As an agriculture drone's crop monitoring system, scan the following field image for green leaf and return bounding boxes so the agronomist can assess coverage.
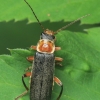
[0,0,100,23]
[55,28,100,100]
[0,0,100,100]
[0,49,33,100]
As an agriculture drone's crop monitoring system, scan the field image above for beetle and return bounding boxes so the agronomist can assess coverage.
[15,0,90,100]
[15,29,63,100]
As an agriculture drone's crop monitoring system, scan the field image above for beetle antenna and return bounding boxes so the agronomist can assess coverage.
[24,0,45,30]
[54,14,90,34]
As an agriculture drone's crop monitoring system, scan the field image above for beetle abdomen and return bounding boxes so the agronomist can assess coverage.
[30,52,55,100]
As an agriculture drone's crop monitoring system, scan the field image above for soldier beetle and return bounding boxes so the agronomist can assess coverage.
[15,0,89,100]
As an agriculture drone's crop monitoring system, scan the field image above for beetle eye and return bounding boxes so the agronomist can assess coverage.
[52,35,55,39]
[40,33,43,39]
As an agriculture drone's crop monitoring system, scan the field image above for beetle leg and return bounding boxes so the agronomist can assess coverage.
[55,57,63,62]
[15,72,31,100]
[25,66,32,71]
[27,56,34,62]
[55,62,62,66]
[55,47,61,51]
[30,45,37,50]
[55,57,63,66]
[54,76,63,100]
[31,46,61,51]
